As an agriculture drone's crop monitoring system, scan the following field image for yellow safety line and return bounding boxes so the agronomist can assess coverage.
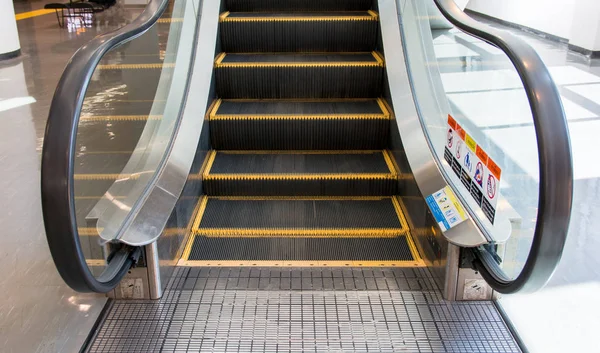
[214,52,384,68]
[211,113,388,121]
[219,11,230,21]
[180,196,209,262]
[207,99,222,120]
[382,150,398,176]
[205,174,397,181]
[188,149,216,180]
[96,63,174,70]
[79,115,162,122]
[194,228,410,238]
[202,150,218,178]
[219,12,378,22]
[220,98,380,103]
[179,260,425,267]
[207,196,390,201]
[78,227,101,236]
[367,10,379,20]
[386,151,405,176]
[393,196,423,264]
[175,198,206,260]
[216,61,381,68]
[215,150,385,155]
[86,259,107,267]
[15,9,54,20]
[157,17,184,23]
[214,52,227,65]
[376,98,391,118]
[372,51,385,66]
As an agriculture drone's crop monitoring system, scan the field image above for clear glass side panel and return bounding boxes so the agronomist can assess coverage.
[399,0,540,280]
[72,0,198,274]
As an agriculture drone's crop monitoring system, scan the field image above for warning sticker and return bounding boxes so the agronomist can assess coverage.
[443,115,502,224]
[425,186,469,231]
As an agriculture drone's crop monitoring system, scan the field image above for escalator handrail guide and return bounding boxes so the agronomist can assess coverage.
[433,0,573,293]
[41,0,170,293]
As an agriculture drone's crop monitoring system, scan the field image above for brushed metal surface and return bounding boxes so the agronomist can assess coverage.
[379,0,488,247]
[95,0,201,246]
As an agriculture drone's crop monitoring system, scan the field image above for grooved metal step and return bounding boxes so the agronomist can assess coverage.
[215,52,384,99]
[220,11,378,52]
[209,98,390,150]
[225,0,374,12]
[203,150,398,196]
[190,196,410,237]
[185,237,418,264]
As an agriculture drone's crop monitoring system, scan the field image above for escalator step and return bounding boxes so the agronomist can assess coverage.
[226,0,373,12]
[220,11,378,52]
[203,150,398,196]
[215,52,384,99]
[192,196,408,237]
[186,237,417,262]
[209,98,390,150]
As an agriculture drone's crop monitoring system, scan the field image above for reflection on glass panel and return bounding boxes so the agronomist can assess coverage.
[399,0,539,280]
[72,0,197,273]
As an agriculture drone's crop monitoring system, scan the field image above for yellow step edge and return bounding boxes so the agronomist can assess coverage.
[214,150,386,155]
[210,97,390,120]
[96,63,174,70]
[204,149,398,178]
[204,174,397,181]
[220,98,381,102]
[193,228,409,238]
[214,51,384,68]
[219,11,378,22]
[157,17,184,23]
[206,196,391,201]
[393,196,423,263]
[178,260,426,267]
[180,196,209,262]
[211,114,389,121]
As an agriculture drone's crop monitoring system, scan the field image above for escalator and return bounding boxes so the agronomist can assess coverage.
[41,0,572,346]
[180,3,422,267]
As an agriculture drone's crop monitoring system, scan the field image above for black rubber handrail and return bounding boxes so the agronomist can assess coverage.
[433,0,573,293]
[41,0,170,293]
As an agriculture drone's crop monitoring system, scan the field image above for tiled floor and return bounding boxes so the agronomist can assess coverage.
[0,3,144,353]
[89,268,520,353]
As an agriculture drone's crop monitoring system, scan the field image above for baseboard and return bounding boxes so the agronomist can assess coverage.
[464,9,569,44]
[568,44,600,59]
[0,49,21,61]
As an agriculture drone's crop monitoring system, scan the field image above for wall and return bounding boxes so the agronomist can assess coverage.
[465,0,574,41]
[0,0,20,57]
[568,0,600,51]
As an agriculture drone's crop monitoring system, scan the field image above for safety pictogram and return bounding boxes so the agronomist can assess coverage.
[487,174,497,199]
[443,114,502,225]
